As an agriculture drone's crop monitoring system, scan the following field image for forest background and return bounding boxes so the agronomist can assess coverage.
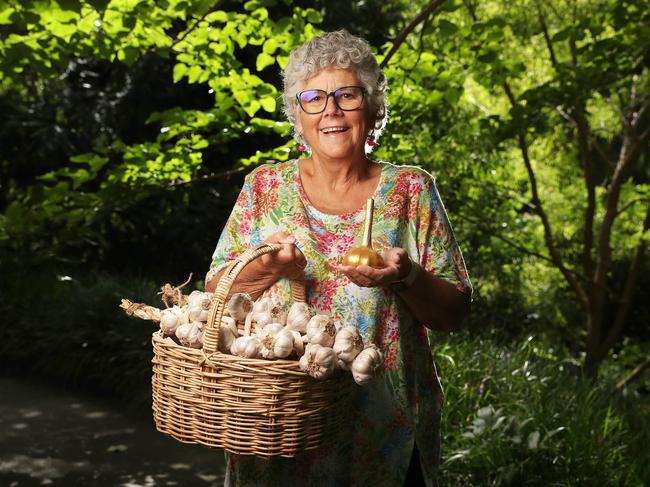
[0,0,648,484]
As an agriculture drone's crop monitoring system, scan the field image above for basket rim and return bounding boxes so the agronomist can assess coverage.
[152,330,313,376]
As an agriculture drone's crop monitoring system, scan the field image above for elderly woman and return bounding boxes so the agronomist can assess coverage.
[206,30,472,487]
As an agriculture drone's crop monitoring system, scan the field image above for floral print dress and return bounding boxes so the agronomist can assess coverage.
[207,159,472,487]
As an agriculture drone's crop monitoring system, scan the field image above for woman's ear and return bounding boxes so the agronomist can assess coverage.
[294,107,303,134]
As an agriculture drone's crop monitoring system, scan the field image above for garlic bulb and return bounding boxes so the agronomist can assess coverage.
[299,343,337,380]
[188,303,209,323]
[226,293,253,321]
[267,300,288,325]
[159,305,184,336]
[290,330,304,358]
[175,322,203,348]
[260,322,285,335]
[244,298,285,333]
[218,316,238,353]
[333,326,364,369]
[188,290,211,310]
[230,335,261,358]
[306,315,337,347]
[258,326,294,359]
[286,302,312,333]
[350,344,384,385]
[251,297,271,314]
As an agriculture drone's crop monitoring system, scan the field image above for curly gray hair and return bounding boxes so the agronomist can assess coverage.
[282,30,388,148]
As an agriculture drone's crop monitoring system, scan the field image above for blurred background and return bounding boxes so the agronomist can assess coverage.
[0,0,648,485]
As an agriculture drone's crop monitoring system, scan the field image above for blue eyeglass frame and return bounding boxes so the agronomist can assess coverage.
[295,85,367,114]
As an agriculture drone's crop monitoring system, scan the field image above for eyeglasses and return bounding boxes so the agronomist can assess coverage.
[296,86,367,114]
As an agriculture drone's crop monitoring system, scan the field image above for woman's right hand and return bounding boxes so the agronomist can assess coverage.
[259,232,307,280]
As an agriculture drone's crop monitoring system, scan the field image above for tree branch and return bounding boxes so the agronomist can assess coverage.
[380,0,447,68]
[537,5,558,68]
[615,356,650,391]
[458,212,557,265]
[594,120,650,292]
[168,165,247,187]
[539,7,597,283]
[171,2,220,49]
[503,83,589,310]
[616,197,650,218]
[601,203,650,356]
[574,107,597,283]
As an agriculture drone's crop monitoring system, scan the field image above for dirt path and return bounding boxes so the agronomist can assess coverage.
[0,376,225,486]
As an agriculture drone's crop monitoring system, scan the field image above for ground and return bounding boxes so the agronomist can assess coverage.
[0,376,226,486]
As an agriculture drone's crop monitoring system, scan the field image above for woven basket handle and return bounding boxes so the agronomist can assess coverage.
[202,242,306,355]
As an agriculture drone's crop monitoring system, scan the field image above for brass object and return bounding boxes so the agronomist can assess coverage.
[341,198,384,268]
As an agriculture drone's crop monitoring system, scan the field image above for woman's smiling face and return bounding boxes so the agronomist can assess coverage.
[295,68,373,162]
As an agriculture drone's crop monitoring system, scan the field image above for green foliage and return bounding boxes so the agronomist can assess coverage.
[435,332,650,485]
[0,0,319,260]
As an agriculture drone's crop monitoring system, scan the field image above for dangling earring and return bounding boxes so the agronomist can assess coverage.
[297,132,307,152]
[367,130,378,147]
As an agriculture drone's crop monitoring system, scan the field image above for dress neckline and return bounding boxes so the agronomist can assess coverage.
[294,159,386,222]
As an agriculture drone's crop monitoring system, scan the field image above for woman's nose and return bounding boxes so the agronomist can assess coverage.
[323,94,343,115]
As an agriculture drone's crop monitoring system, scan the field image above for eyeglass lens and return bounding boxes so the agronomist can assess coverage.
[298,86,364,113]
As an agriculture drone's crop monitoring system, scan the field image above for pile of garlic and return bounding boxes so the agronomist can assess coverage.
[121,290,383,386]
[225,293,384,386]
[157,289,215,349]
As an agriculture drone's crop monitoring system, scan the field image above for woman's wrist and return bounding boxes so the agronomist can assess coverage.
[390,258,421,293]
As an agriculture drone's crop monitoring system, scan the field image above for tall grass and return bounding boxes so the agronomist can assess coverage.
[0,269,162,412]
[434,333,649,486]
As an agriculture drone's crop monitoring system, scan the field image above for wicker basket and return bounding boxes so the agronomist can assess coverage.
[151,242,354,458]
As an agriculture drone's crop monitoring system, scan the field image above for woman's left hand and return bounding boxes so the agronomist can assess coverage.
[332,247,412,288]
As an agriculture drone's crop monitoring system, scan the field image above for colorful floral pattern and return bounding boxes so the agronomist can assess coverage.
[208,159,472,486]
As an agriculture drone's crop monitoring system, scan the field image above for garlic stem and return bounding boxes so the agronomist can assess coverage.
[361,198,374,247]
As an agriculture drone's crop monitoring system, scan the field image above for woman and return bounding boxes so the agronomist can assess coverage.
[206,30,472,487]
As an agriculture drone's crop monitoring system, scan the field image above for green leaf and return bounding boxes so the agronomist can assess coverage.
[259,95,276,113]
[0,6,15,24]
[244,0,263,11]
[117,46,140,65]
[173,63,188,83]
[187,65,202,83]
[303,8,322,24]
[437,19,458,36]
[243,100,261,117]
[256,52,275,71]
[263,38,278,55]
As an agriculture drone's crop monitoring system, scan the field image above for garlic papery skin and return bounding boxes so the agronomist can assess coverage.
[333,326,364,369]
[226,293,253,321]
[306,315,337,347]
[290,330,304,358]
[251,297,271,315]
[286,302,312,333]
[298,344,337,380]
[260,323,285,335]
[188,290,211,310]
[160,307,182,336]
[218,316,238,353]
[230,336,261,358]
[172,305,190,326]
[251,311,274,329]
[350,344,384,386]
[188,303,209,323]
[267,300,287,325]
[175,322,203,348]
[258,327,294,359]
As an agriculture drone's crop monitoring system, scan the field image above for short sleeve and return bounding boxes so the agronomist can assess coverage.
[205,173,255,284]
[417,175,473,296]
